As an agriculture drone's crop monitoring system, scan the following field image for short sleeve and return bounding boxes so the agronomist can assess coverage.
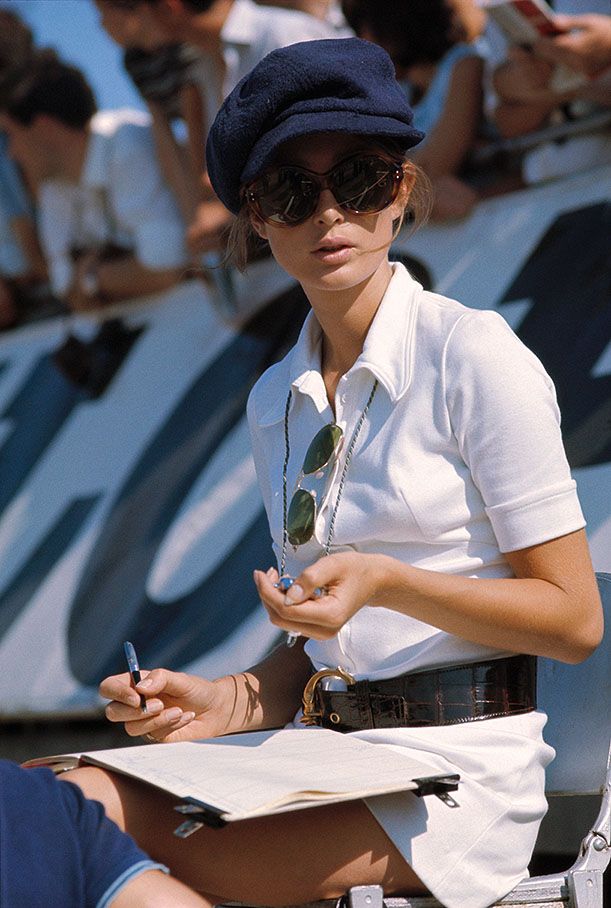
[107,123,188,270]
[413,43,482,138]
[0,760,167,908]
[444,309,585,552]
[59,778,169,908]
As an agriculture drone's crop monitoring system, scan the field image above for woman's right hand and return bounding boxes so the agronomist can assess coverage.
[99,669,228,743]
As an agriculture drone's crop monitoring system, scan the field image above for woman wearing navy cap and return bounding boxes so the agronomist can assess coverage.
[67,38,602,908]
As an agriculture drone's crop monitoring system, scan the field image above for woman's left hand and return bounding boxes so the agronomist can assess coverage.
[254,553,379,640]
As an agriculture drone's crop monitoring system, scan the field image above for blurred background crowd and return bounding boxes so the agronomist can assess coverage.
[0,0,609,333]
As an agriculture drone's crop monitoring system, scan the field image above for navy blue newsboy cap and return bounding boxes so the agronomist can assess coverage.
[206,37,425,215]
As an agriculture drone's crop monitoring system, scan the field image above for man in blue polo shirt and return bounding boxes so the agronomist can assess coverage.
[1,760,206,907]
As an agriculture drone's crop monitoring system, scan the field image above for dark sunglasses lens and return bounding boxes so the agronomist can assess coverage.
[287,488,316,546]
[302,424,342,475]
[333,156,401,213]
[251,168,318,225]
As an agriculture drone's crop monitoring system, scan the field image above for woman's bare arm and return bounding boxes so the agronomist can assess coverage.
[256,529,603,665]
[100,625,312,743]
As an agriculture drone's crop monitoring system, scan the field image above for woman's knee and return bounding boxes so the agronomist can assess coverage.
[59,766,127,829]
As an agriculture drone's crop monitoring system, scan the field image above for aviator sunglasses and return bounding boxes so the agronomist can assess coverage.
[287,422,344,546]
[245,152,404,226]
[277,381,378,644]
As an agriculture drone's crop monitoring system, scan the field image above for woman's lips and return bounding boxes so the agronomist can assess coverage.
[311,240,355,263]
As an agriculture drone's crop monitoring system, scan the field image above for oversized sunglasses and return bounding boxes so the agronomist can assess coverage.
[245,153,404,227]
[287,422,343,546]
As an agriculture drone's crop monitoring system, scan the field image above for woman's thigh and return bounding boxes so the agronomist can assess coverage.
[64,767,427,905]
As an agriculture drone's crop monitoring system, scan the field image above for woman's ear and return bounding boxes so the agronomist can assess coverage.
[250,211,268,241]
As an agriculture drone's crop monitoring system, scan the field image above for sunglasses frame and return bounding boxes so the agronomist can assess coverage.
[244,152,406,227]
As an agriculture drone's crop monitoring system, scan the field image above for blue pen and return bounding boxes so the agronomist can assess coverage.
[123,640,147,712]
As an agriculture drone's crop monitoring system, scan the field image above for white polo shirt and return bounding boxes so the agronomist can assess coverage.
[247,263,585,678]
[38,110,189,297]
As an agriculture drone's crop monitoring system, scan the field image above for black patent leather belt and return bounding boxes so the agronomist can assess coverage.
[301,654,537,731]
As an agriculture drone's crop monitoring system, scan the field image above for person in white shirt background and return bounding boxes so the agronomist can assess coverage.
[0,52,189,312]
[125,0,343,257]
[58,38,602,908]
[94,0,214,264]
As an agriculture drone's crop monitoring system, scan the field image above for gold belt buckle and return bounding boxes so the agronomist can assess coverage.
[301,666,356,726]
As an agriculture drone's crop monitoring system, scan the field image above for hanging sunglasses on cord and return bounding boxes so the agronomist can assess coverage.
[287,422,344,546]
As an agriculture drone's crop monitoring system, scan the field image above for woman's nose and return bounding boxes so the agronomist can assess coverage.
[314,188,344,224]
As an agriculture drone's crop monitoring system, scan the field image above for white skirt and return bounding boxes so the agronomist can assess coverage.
[292,710,554,908]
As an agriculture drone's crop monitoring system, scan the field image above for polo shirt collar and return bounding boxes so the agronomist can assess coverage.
[357,261,419,401]
[258,262,420,425]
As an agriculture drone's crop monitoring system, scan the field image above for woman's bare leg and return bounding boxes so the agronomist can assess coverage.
[64,767,427,905]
